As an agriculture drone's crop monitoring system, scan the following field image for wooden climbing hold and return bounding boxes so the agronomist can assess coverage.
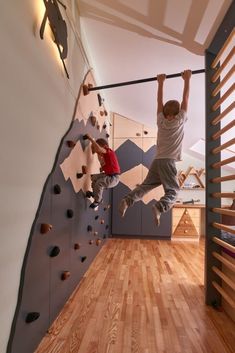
[40,223,52,234]
[96,239,101,246]
[50,246,60,257]
[83,83,93,96]
[67,209,74,218]
[25,312,40,323]
[53,184,61,194]
[100,219,105,224]
[90,114,96,126]
[61,271,71,281]
[67,140,76,148]
[74,243,80,250]
[136,133,141,137]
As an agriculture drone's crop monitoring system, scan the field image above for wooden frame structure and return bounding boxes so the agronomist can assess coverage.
[205,1,235,319]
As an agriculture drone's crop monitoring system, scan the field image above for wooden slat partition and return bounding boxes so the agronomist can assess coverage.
[211,119,235,140]
[211,28,235,69]
[212,192,235,198]
[212,156,235,168]
[212,222,235,235]
[212,83,235,111]
[212,266,235,291]
[212,65,235,97]
[211,102,235,125]
[211,46,235,83]
[212,208,235,217]
[213,251,235,272]
[212,281,235,308]
[211,174,235,183]
[211,138,235,154]
[213,236,235,253]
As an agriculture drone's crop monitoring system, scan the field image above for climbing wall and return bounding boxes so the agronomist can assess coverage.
[7,71,112,353]
[112,113,172,237]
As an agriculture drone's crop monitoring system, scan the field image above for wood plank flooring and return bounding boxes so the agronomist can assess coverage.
[35,239,235,353]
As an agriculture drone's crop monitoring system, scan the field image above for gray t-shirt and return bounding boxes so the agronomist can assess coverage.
[156,110,187,161]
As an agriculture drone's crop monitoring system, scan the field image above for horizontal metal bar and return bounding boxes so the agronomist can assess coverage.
[88,69,205,92]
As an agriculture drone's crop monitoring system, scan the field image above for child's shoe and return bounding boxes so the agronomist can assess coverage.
[152,204,161,226]
[119,199,128,217]
[86,191,94,198]
[89,201,99,210]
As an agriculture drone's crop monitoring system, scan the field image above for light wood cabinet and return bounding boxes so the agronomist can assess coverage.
[172,205,204,239]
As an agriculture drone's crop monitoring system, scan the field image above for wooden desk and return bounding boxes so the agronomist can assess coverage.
[172,204,205,239]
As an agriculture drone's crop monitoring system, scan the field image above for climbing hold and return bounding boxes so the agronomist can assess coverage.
[95,215,99,220]
[86,191,94,198]
[104,110,108,116]
[50,246,60,257]
[97,93,102,106]
[96,124,100,130]
[83,83,93,96]
[103,124,107,129]
[67,140,76,148]
[100,219,105,224]
[100,111,104,116]
[83,134,89,140]
[67,209,74,218]
[40,223,52,234]
[90,114,96,126]
[81,256,87,263]
[89,240,94,245]
[94,231,98,236]
[25,312,40,323]
[96,239,101,246]
[61,271,71,281]
[53,184,61,194]
[106,133,110,138]
[76,173,83,179]
[87,225,92,232]
[136,133,141,137]
[82,165,87,174]
[144,130,148,135]
[74,243,80,250]
[105,225,109,230]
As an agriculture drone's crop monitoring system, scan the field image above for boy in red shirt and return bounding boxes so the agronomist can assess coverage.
[84,134,120,209]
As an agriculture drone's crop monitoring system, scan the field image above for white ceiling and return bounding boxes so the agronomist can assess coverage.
[78,0,233,162]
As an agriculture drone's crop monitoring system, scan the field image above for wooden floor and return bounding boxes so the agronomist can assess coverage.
[35,239,235,353]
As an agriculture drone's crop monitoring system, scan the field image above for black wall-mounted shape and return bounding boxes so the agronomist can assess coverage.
[40,0,69,79]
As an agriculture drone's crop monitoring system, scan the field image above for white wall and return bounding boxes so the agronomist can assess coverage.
[0,1,88,352]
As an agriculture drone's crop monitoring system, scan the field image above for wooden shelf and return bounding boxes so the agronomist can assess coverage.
[178,166,205,189]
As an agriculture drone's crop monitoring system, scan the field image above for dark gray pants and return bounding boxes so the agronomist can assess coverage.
[124,158,179,212]
[91,173,120,203]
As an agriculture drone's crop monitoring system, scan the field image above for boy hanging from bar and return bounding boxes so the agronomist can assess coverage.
[119,70,192,226]
[84,134,121,210]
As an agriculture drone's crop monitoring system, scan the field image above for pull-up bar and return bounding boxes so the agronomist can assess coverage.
[83,68,205,95]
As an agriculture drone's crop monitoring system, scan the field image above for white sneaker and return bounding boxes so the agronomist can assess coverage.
[119,199,128,217]
[152,204,161,226]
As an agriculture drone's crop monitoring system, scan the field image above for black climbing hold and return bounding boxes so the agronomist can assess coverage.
[97,93,102,106]
[53,184,61,194]
[67,140,76,148]
[25,312,40,323]
[87,225,92,232]
[103,124,107,129]
[81,256,87,263]
[50,246,60,257]
[67,209,74,218]
[105,225,109,230]
[106,133,110,138]
[95,215,99,220]
[86,191,94,198]
[76,173,83,179]
[74,243,80,250]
